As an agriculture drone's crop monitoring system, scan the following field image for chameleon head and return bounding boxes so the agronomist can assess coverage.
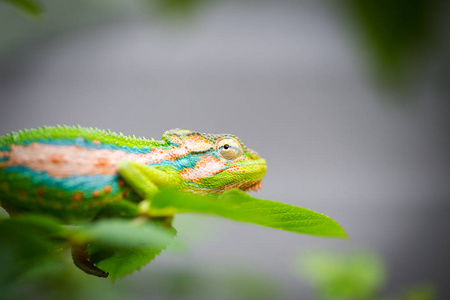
[162,129,267,193]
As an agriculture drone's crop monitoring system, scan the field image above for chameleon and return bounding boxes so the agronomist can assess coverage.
[0,126,266,277]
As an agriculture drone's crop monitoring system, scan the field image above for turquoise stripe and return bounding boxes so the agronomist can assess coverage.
[148,155,199,170]
[21,138,161,154]
[148,151,221,170]
[3,166,119,194]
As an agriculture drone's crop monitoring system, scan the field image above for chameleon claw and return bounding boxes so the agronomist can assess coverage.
[71,243,109,278]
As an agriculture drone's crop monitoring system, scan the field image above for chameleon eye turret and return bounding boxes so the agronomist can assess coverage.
[215,137,243,160]
[156,129,266,193]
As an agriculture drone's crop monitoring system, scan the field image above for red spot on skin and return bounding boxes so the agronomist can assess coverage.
[89,203,96,209]
[73,192,84,202]
[103,185,112,194]
[37,188,45,196]
[19,191,26,197]
[118,180,125,187]
[121,192,127,198]
[95,158,109,166]
[92,190,100,198]
[92,140,101,145]
[50,154,64,163]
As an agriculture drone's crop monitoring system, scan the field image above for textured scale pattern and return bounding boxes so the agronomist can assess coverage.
[0,126,266,220]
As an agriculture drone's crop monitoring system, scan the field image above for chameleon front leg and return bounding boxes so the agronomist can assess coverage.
[117,160,182,215]
[117,161,159,201]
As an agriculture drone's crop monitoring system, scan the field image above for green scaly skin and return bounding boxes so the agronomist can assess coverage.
[0,126,266,277]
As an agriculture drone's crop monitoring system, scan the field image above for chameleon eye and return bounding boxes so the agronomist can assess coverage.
[215,137,243,160]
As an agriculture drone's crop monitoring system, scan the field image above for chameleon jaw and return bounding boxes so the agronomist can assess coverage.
[242,180,263,192]
[220,179,263,193]
[187,179,263,194]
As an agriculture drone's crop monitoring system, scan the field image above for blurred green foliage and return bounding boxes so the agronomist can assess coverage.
[2,258,286,300]
[0,212,283,300]
[343,0,442,85]
[0,215,68,287]
[0,188,345,281]
[155,0,204,16]
[1,0,202,16]
[298,251,386,300]
[1,0,447,87]
[0,214,177,284]
[0,0,126,57]
[297,251,436,300]
[0,201,434,299]
[403,285,437,300]
[1,0,41,16]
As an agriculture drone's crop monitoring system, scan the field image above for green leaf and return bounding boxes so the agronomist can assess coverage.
[2,0,42,16]
[344,0,436,85]
[75,218,176,248]
[75,219,177,279]
[0,215,69,259]
[150,189,347,238]
[89,244,165,280]
[0,215,69,285]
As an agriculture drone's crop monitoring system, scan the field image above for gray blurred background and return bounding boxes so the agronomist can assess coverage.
[1,0,449,299]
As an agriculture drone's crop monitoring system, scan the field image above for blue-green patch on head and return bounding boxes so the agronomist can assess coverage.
[162,129,266,193]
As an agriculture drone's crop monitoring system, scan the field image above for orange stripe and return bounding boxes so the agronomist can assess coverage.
[4,143,191,177]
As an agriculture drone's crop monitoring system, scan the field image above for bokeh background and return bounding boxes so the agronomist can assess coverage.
[1,0,449,299]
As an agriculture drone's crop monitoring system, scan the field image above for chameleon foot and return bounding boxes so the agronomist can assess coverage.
[71,243,108,278]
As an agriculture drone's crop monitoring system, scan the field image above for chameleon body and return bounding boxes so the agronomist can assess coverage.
[0,126,266,277]
[0,126,266,220]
